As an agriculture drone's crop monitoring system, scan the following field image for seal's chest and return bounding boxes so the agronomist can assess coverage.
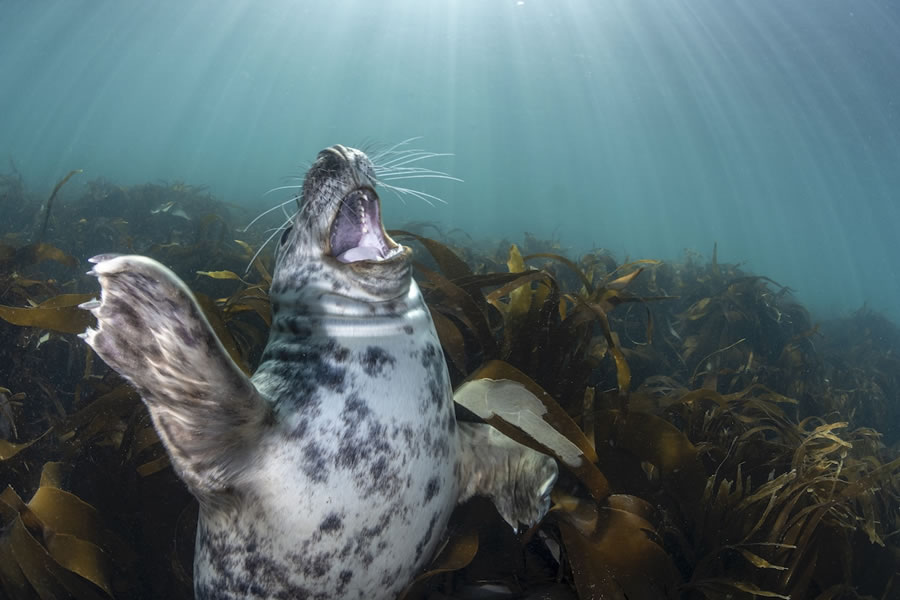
[249,296,459,495]
[201,322,461,599]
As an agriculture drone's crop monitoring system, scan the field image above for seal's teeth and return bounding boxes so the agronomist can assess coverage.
[78,299,101,311]
[88,253,121,264]
[78,328,96,343]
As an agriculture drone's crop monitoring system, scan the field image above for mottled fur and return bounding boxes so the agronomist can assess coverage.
[82,146,556,600]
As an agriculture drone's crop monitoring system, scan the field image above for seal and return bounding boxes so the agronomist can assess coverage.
[80,145,557,600]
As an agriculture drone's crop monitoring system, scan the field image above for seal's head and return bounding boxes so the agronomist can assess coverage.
[274,145,412,301]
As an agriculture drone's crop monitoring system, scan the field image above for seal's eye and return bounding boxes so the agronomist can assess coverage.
[280,226,293,246]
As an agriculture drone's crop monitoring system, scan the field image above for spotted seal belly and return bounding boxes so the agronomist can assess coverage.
[80,145,557,600]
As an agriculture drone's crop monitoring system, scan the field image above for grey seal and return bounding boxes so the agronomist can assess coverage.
[80,145,557,599]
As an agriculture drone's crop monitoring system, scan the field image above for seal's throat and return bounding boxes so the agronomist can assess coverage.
[270,280,432,340]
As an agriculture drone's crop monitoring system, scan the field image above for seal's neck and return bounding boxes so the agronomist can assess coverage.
[270,279,430,341]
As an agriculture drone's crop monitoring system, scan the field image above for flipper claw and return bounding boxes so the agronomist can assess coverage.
[78,298,101,310]
[88,253,122,264]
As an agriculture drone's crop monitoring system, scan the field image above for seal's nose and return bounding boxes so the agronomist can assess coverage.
[319,145,351,166]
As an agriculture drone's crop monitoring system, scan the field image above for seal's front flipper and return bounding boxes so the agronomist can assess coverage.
[80,255,271,499]
[456,422,557,529]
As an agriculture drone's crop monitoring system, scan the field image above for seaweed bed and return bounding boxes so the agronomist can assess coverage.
[0,168,898,600]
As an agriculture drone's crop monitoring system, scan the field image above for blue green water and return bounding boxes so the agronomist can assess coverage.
[1,0,899,319]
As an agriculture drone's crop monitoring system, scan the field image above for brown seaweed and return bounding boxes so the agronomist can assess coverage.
[37,170,82,242]
[0,177,898,599]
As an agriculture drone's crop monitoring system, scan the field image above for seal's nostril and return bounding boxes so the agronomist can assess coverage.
[316,148,345,171]
[319,145,350,165]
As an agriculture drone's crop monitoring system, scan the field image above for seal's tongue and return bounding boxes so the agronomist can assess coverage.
[330,188,391,263]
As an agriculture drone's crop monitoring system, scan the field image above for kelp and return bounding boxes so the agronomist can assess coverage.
[0,242,79,270]
[0,374,194,599]
[817,308,900,443]
[0,294,97,335]
[555,493,681,599]
[0,178,899,599]
[393,233,645,412]
[0,184,268,599]
[37,170,83,241]
[388,228,900,599]
[1,163,44,237]
[398,500,481,599]
[0,462,135,599]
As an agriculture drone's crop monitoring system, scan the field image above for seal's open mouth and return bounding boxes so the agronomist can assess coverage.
[329,188,400,263]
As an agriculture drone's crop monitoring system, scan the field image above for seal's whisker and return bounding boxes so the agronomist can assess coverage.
[367,137,424,163]
[377,165,447,172]
[376,165,458,178]
[374,151,436,167]
[281,198,297,221]
[375,152,454,170]
[374,150,445,166]
[242,198,298,232]
[377,181,447,206]
[244,211,297,274]
[368,144,414,164]
[376,162,461,188]
[379,174,463,183]
[263,185,303,196]
[367,141,459,209]
[378,163,451,171]
[298,199,323,235]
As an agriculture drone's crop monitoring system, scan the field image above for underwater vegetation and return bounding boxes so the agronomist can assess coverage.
[0,172,898,599]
